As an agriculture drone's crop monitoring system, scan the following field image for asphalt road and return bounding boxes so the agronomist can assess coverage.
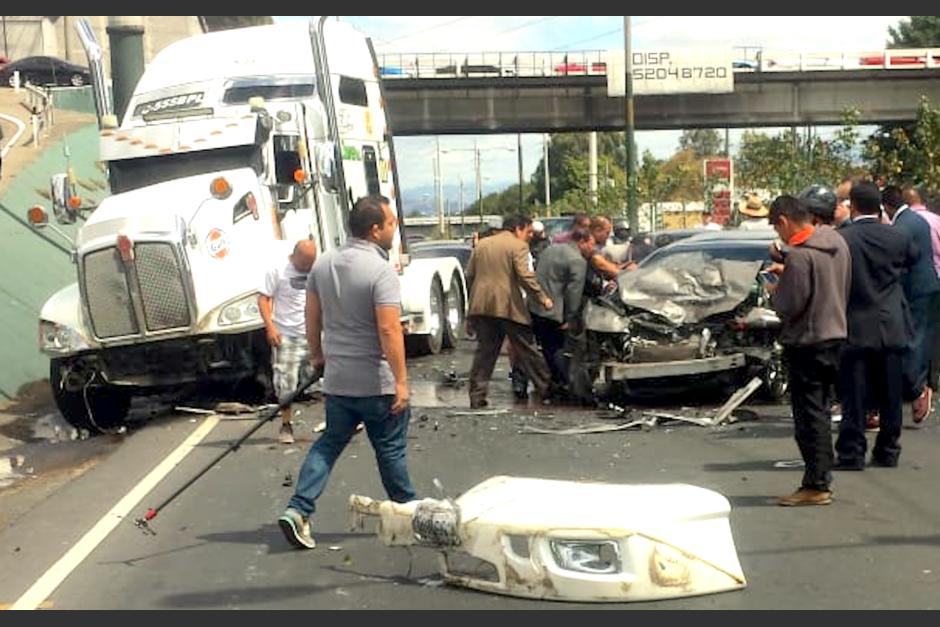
[1,341,939,609]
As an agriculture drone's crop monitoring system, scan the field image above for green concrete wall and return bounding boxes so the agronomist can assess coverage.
[0,123,109,400]
[50,87,99,114]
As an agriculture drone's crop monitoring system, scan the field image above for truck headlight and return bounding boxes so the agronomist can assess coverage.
[549,540,621,574]
[39,320,90,354]
[218,294,261,326]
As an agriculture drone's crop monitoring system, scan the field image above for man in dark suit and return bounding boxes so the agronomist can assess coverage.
[836,182,917,469]
[528,228,596,400]
[466,214,554,409]
[883,185,939,422]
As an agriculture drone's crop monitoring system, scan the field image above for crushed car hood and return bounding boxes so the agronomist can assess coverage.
[616,258,763,326]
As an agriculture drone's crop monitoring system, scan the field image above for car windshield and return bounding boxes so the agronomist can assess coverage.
[108,145,263,194]
[642,244,771,270]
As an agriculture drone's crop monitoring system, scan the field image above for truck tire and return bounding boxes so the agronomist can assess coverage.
[50,359,131,434]
[406,276,444,356]
[442,273,465,349]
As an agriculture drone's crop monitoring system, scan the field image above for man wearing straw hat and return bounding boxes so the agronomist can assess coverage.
[739,194,771,230]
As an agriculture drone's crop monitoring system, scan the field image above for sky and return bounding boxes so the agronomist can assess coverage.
[274,15,907,205]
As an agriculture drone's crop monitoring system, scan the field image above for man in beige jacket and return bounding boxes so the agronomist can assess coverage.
[466,215,554,408]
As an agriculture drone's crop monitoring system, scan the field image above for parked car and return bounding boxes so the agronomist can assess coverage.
[584,230,787,401]
[652,228,700,248]
[0,55,91,88]
[554,61,607,75]
[859,52,940,67]
[408,239,472,272]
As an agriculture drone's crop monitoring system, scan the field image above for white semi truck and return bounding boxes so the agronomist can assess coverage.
[27,18,466,432]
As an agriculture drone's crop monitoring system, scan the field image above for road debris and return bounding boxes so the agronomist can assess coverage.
[521,419,654,435]
[328,545,343,551]
[773,460,805,469]
[449,409,510,417]
[282,473,293,487]
[175,406,216,415]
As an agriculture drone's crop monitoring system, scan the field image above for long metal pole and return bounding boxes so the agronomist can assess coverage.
[589,131,598,207]
[517,133,524,211]
[475,139,483,223]
[624,16,638,230]
[543,133,551,216]
[435,136,444,236]
[459,178,465,234]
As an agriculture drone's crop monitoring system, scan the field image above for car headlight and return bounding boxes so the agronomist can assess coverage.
[39,320,90,354]
[549,540,621,574]
[218,294,261,326]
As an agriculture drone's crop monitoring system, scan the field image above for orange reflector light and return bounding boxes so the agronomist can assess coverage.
[27,206,48,225]
[68,196,82,210]
[210,177,232,199]
[117,234,134,262]
[293,169,306,184]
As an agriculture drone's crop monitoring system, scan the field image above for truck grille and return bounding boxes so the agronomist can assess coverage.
[82,243,191,339]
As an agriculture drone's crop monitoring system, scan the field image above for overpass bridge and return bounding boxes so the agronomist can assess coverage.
[378,48,940,134]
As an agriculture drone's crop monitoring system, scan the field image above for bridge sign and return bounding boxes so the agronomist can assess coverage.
[607,49,734,96]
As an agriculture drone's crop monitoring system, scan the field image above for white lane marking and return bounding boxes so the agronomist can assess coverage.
[0,112,27,158]
[11,415,221,610]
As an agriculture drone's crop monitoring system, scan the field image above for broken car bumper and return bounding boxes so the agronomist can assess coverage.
[603,353,747,381]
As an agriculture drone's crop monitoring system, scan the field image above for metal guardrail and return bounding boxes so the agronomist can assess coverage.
[378,47,940,79]
[22,83,54,149]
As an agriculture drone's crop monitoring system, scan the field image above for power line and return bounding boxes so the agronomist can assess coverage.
[382,16,477,45]
[552,16,669,51]
[495,16,560,36]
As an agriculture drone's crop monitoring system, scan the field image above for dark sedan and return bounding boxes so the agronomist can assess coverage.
[408,239,472,272]
[0,56,91,88]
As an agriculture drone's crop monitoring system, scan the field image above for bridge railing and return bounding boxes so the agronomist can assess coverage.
[379,47,940,79]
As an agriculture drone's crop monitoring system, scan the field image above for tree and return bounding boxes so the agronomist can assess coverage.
[678,129,723,158]
[659,149,704,202]
[864,96,940,192]
[888,16,940,47]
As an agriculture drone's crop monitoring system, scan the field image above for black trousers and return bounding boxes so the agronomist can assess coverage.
[926,292,940,391]
[469,316,551,405]
[837,347,903,465]
[531,314,568,386]
[784,341,843,491]
[903,294,933,401]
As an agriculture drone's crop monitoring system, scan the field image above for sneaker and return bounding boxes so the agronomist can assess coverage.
[829,403,842,423]
[777,488,833,507]
[912,387,932,424]
[865,412,880,432]
[278,422,295,444]
[278,508,316,549]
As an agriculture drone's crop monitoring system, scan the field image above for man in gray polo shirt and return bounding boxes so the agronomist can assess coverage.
[278,195,416,549]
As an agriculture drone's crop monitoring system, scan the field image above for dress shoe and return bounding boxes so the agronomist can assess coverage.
[832,459,865,471]
[912,387,932,424]
[869,456,898,468]
[777,487,833,506]
[469,399,489,409]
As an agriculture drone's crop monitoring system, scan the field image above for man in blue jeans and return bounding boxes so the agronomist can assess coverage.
[279,195,416,549]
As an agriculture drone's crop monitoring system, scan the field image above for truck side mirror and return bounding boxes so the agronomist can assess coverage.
[50,173,79,224]
[316,143,339,193]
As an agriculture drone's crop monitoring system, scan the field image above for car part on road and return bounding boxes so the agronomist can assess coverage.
[133,367,322,534]
[350,476,747,602]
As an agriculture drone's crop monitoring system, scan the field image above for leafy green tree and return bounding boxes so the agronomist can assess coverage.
[678,129,723,158]
[888,16,940,47]
[864,96,940,191]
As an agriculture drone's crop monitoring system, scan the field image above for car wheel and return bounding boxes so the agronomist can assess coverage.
[69,73,86,87]
[760,354,788,401]
[442,273,465,349]
[50,358,131,434]
[406,276,445,356]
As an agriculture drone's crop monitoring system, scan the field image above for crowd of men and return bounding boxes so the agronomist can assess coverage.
[766,180,939,506]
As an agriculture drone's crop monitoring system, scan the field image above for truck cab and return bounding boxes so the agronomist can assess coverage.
[31,19,465,432]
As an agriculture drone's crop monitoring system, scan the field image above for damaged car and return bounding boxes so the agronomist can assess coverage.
[584,231,786,401]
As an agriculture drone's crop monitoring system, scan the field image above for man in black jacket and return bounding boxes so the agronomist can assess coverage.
[768,195,851,506]
[883,185,939,422]
[836,182,917,469]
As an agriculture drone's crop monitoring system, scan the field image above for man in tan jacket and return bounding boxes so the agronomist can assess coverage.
[466,215,554,408]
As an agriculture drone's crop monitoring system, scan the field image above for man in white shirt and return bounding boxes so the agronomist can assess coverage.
[259,239,318,443]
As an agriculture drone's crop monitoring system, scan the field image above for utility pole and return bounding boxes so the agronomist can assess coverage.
[623,16,638,230]
[589,131,598,207]
[517,132,524,211]
[475,138,483,223]
[459,178,465,236]
[543,133,551,216]
[434,136,444,236]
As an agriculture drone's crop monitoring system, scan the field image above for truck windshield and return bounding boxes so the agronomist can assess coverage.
[108,145,263,194]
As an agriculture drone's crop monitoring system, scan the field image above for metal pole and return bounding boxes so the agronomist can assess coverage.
[543,133,551,216]
[459,178,465,234]
[107,16,145,123]
[623,16,638,230]
[435,136,444,236]
[724,127,730,157]
[475,139,483,223]
[2,15,8,58]
[517,133,524,211]
[589,131,598,207]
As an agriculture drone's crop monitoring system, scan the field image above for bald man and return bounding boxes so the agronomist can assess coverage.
[260,239,318,444]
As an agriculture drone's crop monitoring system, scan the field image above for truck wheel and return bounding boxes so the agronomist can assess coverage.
[50,359,131,434]
[406,276,445,356]
[442,273,465,349]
